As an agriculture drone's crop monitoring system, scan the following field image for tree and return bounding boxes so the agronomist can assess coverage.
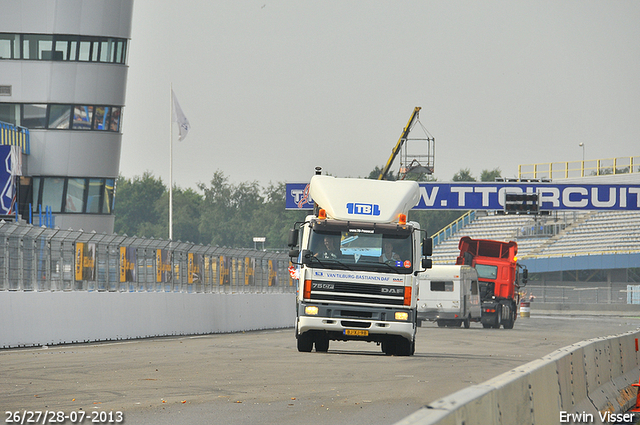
[480,168,502,182]
[453,168,475,182]
[114,172,166,237]
[152,186,204,243]
[367,166,396,181]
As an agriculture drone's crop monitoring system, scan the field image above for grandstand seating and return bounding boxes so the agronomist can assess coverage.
[431,210,640,264]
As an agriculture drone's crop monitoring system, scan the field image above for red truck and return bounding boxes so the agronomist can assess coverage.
[455,236,527,329]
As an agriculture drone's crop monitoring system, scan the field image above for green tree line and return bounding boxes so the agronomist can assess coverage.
[114,167,502,249]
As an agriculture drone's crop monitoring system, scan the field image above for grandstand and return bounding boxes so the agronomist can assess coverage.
[430,159,640,289]
[432,211,640,262]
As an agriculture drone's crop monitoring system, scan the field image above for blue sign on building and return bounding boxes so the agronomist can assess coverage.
[0,145,19,215]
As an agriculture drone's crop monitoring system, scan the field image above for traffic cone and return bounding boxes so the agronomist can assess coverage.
[631,373,640,412]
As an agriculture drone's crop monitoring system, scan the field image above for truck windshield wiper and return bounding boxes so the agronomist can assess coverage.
[377,262,400,273]
[310,256,353,271]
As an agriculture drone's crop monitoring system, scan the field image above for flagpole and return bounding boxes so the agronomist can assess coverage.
[169,83,173,240]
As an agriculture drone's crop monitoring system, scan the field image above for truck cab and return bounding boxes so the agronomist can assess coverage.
[288,175,432,356]
[456,236,522,329]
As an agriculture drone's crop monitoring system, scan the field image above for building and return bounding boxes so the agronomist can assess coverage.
[0,0,134,234]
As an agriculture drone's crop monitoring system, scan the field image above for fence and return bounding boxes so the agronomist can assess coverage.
[0,221,293,294]
[518,155,640,180]
[526,282,629,304]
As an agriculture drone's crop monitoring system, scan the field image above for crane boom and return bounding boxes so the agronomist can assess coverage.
[378,107,421,180]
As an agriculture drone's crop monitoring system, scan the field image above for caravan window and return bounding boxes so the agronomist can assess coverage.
[430,281,454,292]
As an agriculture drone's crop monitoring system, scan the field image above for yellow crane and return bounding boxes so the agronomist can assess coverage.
[378,107,434,180]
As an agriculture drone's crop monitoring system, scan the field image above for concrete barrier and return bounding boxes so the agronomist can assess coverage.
[395,329,640,425]
[0,291,296,348]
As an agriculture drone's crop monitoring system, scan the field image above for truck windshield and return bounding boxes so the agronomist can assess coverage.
[308,221,414,274]
[475,264,498,280]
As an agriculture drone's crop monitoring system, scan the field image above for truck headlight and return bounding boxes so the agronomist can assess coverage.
[395,312,409,321]
[305,306,319,315]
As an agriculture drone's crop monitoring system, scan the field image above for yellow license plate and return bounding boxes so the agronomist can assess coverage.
[344,329,369,337]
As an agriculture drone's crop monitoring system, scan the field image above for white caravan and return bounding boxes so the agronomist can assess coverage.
[417,265,481,328]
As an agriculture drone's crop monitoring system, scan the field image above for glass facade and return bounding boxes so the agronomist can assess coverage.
[0,103,122,132]
[32,177,115,215]
[0,33,127,64]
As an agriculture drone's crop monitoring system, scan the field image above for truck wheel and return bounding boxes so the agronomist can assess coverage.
[463,315,471,329]
[382,339,396,355]
[493,307,502,329]
[315,335,330,352]
[437,320,445,328]
[297,332,313,352]
[503,310,516,329]
[395,336,414,356]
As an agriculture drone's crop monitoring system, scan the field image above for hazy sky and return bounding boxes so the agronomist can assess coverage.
[120,1,639,190]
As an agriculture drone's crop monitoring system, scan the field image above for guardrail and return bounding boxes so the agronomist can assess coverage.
[0,221,293,294]
[396,329,640,425]
[518,156,640,180]
[0,121,30,154]
[431,210,475,246]
[525,283,631,304]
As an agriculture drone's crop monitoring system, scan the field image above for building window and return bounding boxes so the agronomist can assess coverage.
[0,103,122,132]
[22,104,47,128]
[0,103,18,124]
[94,106,110,131]
[73,105,94,130]
[0,34,19,59]
[48,104,72,129]
[41,177,65,213]
[33,177,115,215]
[87,179,103,213]
[65,178,86,213]
[110,107,121,132]
[103,179,115,214]
[0,33,128,64]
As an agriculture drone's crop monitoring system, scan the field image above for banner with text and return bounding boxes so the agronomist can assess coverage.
[286,182,640,211]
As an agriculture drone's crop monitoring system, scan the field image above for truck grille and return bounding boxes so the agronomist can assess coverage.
[309,279,405,306]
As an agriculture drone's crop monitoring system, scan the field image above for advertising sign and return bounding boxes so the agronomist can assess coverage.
[75,242,96,281]
[286,182,640,211]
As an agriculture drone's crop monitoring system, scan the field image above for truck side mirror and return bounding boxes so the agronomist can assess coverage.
[300,249,313,266]
[288,248,300,259]
[288,228,299,248]
[522,269,528,284]
[423,237,433,257]
[421,258,432,269]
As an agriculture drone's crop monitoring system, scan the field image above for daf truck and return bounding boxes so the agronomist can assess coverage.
[288,174,432,356]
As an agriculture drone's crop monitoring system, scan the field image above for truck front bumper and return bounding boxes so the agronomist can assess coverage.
[297,303,415,342]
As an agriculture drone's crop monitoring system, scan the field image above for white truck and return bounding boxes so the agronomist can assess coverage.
[417,265,481,328]
[288,174,432,356]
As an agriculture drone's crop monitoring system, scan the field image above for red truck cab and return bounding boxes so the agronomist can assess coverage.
[455,236,520,329]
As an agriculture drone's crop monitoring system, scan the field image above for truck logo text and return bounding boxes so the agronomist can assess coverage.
[346,203,381,216]
[381,287,403,294]
[312,282,335,290]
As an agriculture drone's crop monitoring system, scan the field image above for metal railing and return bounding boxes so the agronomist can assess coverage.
[0,221,294,293]
[518,156,640,180]
[0,120,30,154]
[432,210,475,246]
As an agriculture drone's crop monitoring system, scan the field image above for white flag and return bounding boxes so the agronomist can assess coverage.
[171,89,191,141]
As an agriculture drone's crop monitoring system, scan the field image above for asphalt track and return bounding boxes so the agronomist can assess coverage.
[2,314,639,425]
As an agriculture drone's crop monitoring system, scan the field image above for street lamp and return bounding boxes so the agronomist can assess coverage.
[578,142,585,162]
